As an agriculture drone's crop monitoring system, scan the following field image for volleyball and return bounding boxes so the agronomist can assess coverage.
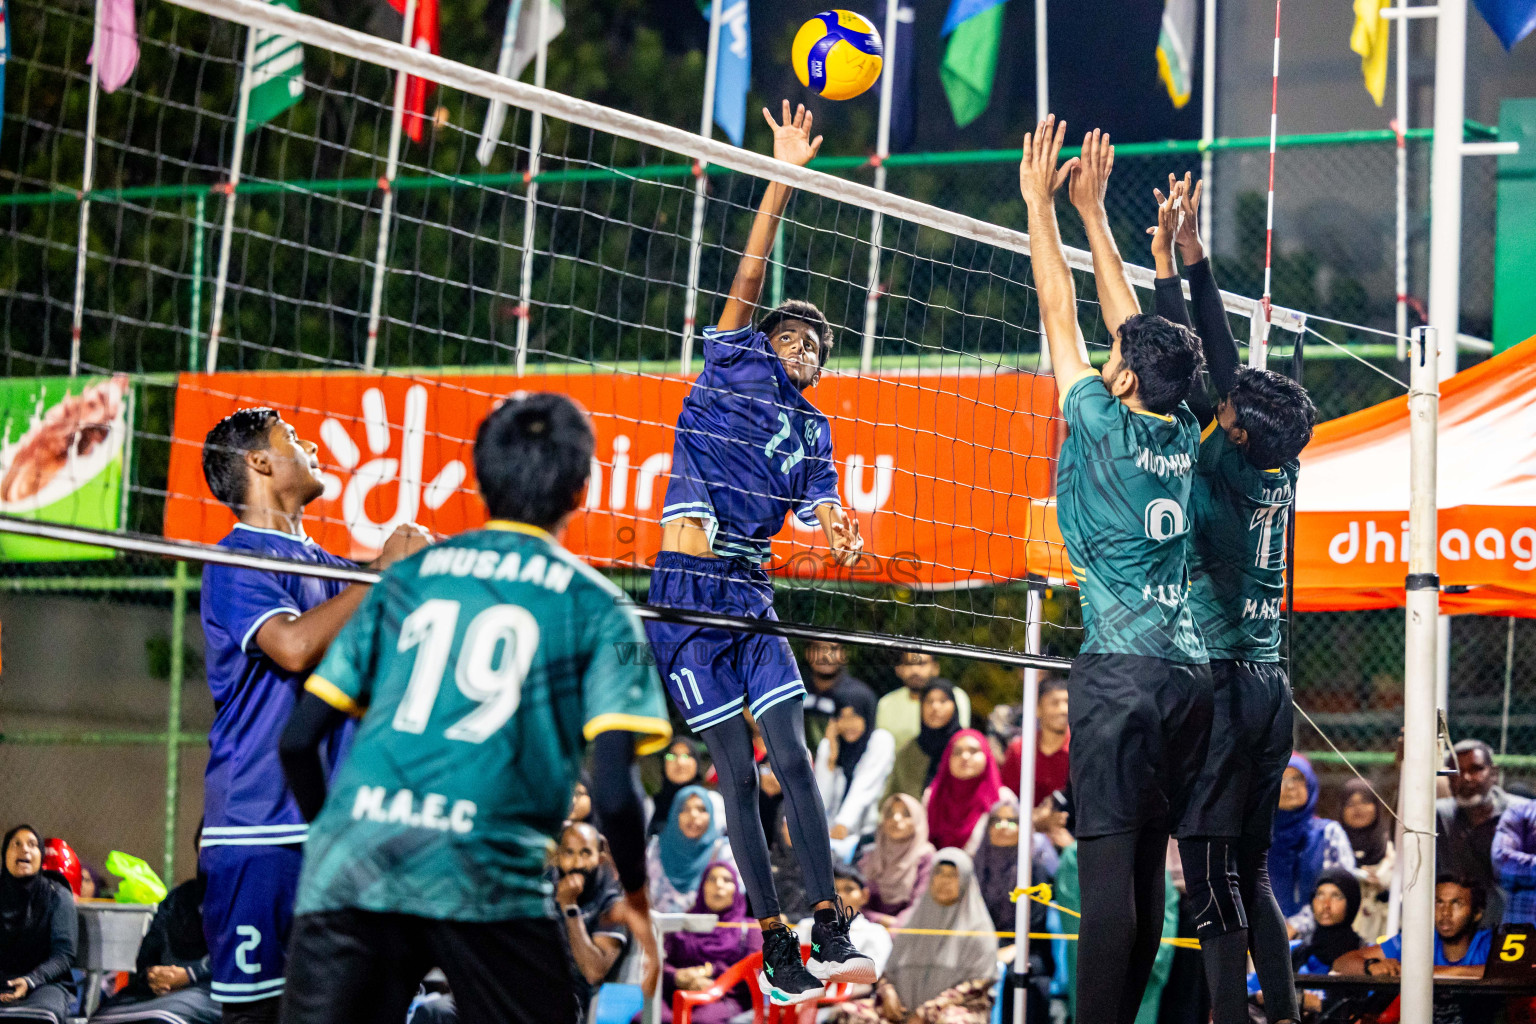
[792,11,884,101]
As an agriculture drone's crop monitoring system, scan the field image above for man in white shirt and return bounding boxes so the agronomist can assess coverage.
[796,864,894,1018]
[874,652,971,751]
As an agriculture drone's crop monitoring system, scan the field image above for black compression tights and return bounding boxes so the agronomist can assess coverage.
[699,699,835,920]
[1177,837,1250,1024]
[1076,829,1170,1024]
[1238,843,1299,1024]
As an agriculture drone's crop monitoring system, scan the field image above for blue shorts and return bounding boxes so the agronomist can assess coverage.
[645,551,804,733]
[200,843,302,1004]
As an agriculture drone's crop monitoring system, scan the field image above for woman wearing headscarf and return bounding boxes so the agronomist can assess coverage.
[924,730,1012,856]
[0,826,76,1024]
[649,739,720,839]
[1338,778,1395,942]
[972,797,1056,935]
[884,682,962,800]
[815,681,896,861]
[830,849,1000,1024]
[1247,869,1364,1019]
[1270,754,1356,938]
[646,787,735,913]
[660,861,761,1024]
[858,794,936,929]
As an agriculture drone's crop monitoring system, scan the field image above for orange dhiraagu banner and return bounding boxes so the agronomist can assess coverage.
[1294,334,1536,616]
[163,370,1070,588]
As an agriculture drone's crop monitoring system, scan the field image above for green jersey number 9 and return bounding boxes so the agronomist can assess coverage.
[392,599,539,744]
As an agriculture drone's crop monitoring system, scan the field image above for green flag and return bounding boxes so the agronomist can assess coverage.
[245,0,304,130]
[1156,0,1198,108]
[940,0,1006,128]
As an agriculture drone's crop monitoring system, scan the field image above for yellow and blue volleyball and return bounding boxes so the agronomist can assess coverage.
[792,11,884,102]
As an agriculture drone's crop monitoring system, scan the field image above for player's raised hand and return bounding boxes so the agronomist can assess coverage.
[827,514,864,569]
[374,522,433,570]
[1018,115,1075,209]
[1171,172,1205,265]
[764,100,823,168]
[1147,178,1185,276]
[1068,129,1115,216]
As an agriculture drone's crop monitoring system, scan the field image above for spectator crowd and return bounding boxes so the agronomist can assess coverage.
[7,647,1536,1024]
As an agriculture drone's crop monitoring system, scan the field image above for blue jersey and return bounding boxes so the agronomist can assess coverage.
[661,324,841,563]
[200,523,355,847]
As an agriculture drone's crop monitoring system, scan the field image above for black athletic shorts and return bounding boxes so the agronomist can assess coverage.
[1067,653,1214,839]
[1179,658,1294,842]
[279,909,578,1024]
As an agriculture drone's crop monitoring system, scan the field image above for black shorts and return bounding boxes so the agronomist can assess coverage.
[1067,653,1214,839]
[1179,659,1294,842]
[279,909,578,1024]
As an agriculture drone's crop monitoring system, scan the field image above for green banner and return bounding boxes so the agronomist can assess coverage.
[1495,98,1536,354]
[246,0,305,130]
[0,376,131,560]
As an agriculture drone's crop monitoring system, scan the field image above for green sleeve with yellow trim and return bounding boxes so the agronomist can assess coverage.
[305,578,385,716]
[581,597,672,756]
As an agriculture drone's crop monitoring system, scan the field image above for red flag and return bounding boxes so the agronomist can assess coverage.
[386,0,439,143]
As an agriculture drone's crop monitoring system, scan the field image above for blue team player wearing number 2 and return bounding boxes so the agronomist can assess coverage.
[197,409,429,1022]
[646,100,874,1007]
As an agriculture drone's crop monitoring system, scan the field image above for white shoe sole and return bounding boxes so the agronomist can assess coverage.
[757,969,827,1006]
[806,954,877,985]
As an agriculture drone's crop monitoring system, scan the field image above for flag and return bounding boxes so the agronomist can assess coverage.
[889,0,917,151]
[386,0,440,143]
[1350,0,1391,106]
[1156,0,1197,109]
[703,0,751,146]
[940,0,1006,128]
[245,0,305,129]
[1473,0,1536,49]
[0,1,8,152]
[475,0,564,165]
[88,0,138,93]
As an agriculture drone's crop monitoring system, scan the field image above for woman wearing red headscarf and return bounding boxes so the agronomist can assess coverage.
[922,730,1015,857]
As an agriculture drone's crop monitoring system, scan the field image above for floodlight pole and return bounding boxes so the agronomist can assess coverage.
[680,0,724,376]
[1034,0,1048,121]
[859,0,901,374]
[363,0,418,372]
[1012,582,1044,1024]
[1399,324,1441,1024]
[70,0,106,377]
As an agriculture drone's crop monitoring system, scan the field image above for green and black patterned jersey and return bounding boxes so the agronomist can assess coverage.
[1186,423,1299,662]
[1056,371,1207,664]
[294,521,671,923]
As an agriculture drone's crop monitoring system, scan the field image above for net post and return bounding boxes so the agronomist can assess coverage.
[1394,0,1410,361]
[1427,0,1463,385]
[70,0,106,377]
[514,0,550,377]
[363,0,418,372]
[680,0,723,376]
[1034,0,1048,121]
[1011,580,1045,1024]
[859,0,900,374]
[206,24,259,373]
[164,561,189,885]
[1199,0,1216,245]
[1399,324,1440,1024]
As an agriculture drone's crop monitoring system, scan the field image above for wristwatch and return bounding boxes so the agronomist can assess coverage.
[1363,958,1381,976]
[564,904,581,919]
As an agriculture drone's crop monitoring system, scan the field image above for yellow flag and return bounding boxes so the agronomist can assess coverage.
[1350,0,1391,106]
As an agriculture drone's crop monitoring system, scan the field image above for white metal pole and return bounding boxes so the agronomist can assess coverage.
[860,0,899,374]
[1199,0,1216,245]
[206,25,259,373]
[513,0,550,376]
[1399,324,1441,1024]
[1427,0,1464,385]
[1034,0,1048,121]
[680,0,723,376]
[1395,0,1409,361]
[363,0,418,372]
[1500,617,1515,756]
[1012,584,1044,1024]
[70,0,106,377]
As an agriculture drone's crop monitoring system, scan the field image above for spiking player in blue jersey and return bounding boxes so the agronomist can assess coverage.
[646,101,873,1007]
[197,409,429,1021]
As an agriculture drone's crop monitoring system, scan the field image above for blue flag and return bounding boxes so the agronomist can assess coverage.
[0,0,8,153]
[1473,0,1536,48]
[889,0,917,151]
[705,0,751,146]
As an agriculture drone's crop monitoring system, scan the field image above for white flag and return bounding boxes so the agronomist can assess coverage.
[476,0,565,166]
[1156,0,1197,109]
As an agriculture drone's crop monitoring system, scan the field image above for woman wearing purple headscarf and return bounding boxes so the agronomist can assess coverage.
[1270,754,1355,940]
[660,861,762,1024]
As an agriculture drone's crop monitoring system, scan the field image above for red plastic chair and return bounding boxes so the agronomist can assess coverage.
[673,944,862,1024]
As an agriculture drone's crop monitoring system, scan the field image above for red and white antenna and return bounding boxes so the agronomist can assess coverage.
[1256,0,1282,369]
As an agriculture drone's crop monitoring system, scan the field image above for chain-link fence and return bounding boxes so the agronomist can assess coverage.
[0,0,1524,879]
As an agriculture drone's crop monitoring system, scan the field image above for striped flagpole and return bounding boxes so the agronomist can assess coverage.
[1254,0,1281,370]
[70,0,106,376]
